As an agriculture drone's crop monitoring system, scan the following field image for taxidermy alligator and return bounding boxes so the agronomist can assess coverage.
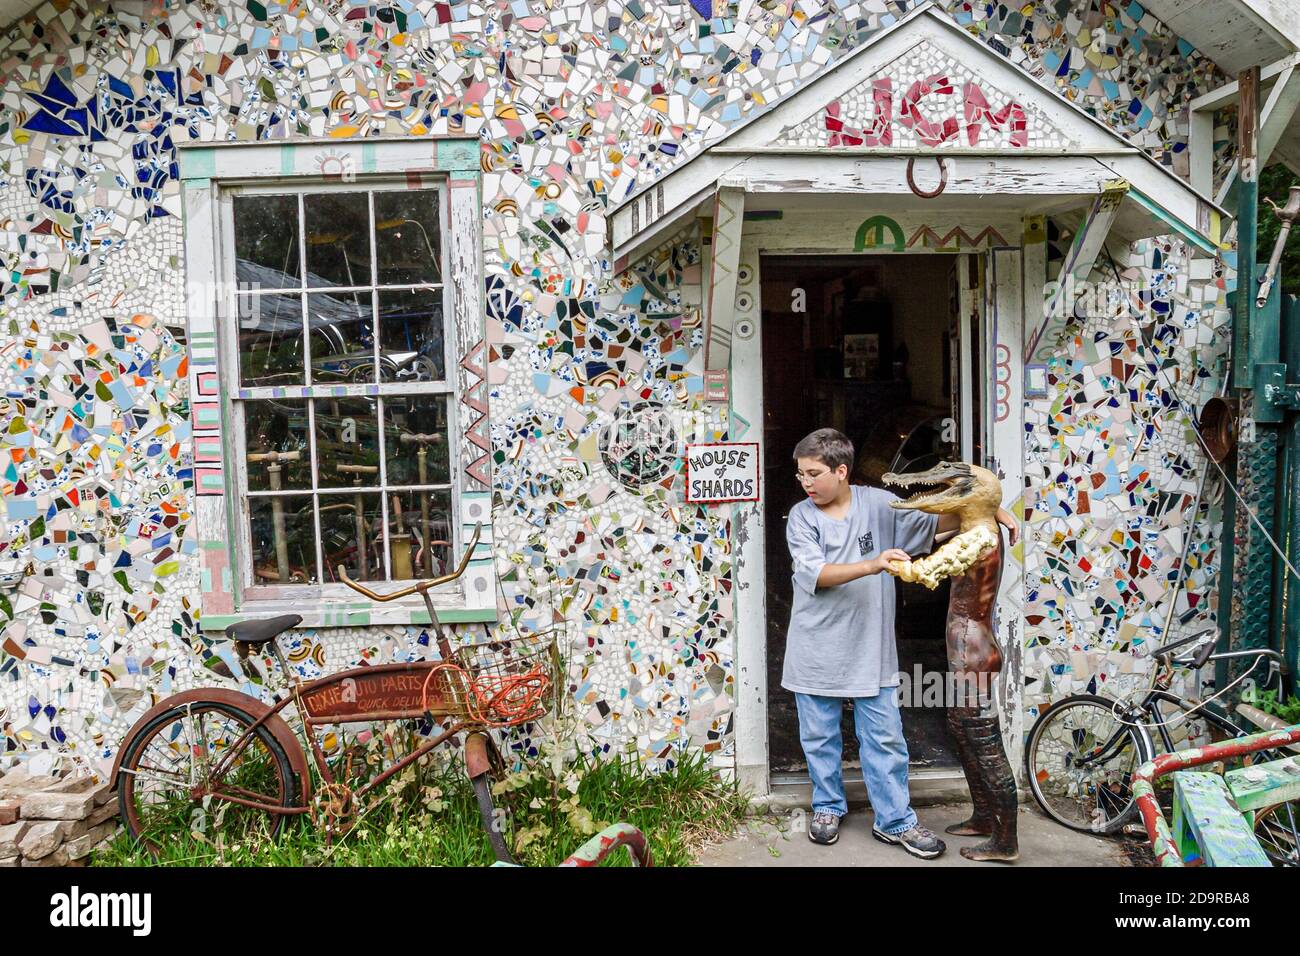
[881,460,1019,862]
[883,460,1001,590]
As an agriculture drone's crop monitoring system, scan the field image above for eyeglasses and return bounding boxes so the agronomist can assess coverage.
[795,469,830,485]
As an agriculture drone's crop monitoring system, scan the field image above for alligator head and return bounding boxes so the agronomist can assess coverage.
[880,460,1004,588]
[881,460,1002,532]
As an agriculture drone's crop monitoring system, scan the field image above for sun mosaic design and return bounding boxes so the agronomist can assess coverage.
[0,0,1231,774]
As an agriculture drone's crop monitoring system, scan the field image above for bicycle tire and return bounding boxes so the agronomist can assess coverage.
[1253,799,1300,867]
[471,735,515,864]
[117,700,297,856]
[1026,693,1151,835]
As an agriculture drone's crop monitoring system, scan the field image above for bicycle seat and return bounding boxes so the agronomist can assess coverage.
[225,614,302,645]
[1151,628,1216,666]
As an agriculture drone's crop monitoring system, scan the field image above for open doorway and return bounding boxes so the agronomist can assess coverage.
[762,253,969,777]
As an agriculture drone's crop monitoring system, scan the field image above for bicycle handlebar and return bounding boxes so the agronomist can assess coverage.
[1171,646,1285,671]
[336,522,481,600]
[1190,638,1215,669]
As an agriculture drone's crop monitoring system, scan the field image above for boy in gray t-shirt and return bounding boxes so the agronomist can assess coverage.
[786,428,1012,857]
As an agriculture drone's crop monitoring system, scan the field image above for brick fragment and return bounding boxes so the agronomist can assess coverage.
[18,820,69,859]
[65,822,118,860]
[22,845,71,867]
[46,775,97,795]
[17,791,95,821]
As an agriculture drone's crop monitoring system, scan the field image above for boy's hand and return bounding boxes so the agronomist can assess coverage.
[867,548,912,575]
[996,507,1019,546]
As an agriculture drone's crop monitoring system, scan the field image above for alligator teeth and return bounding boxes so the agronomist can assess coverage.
[903,484,946,501]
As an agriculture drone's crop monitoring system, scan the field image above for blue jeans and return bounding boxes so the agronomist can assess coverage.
[794,691,917,835]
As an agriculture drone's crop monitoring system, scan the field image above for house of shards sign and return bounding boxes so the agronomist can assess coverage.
[685,443,760,504]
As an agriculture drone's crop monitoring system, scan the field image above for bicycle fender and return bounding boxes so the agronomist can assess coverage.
[465,731,493,779]
[111,687,312,804]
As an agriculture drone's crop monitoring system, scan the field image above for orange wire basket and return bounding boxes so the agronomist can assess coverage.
[424,631,561,728]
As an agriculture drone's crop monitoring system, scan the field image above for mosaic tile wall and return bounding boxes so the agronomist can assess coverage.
[0,0,1231,775]
[1022,235,1231,722]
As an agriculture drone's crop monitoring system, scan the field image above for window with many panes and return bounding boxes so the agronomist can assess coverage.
[227,181,457,592]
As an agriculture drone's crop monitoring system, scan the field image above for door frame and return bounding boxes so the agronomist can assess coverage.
[729,210,1033,799]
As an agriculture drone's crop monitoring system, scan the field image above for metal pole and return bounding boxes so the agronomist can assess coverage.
[1257,189,1300,308]
[1232,67,1259,389]
[1218,69,1257,688]
[400,431,440,572]
[269,460,288,584]
[248,449,301,583]
[1283,292,1300,694]
[417,444,429,570]
[1228,65,1280,695]
[1262,188,1300,695]
[336,464,378,579]
[390,494,414,580]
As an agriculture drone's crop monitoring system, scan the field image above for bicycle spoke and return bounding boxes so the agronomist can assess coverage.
[213,782,282,804]
[1096,780,1131,817]
[120,765,191,789]
[121,703,291,854]
[1255,801,1300,866]
[181,709,203,786]
[1029,698,1142,832]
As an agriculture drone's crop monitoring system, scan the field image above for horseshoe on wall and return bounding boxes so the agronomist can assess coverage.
[906,156,949,198]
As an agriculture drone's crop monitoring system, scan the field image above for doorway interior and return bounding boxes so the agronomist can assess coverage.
[761,252,970,777]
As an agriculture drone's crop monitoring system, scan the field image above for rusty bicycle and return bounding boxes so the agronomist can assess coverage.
[113,523,556,863]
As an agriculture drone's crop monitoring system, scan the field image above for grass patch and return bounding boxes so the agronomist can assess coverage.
[93,749,749,867]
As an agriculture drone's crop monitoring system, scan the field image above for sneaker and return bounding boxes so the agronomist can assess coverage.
[808,811,841,845]
[872,823,946,859]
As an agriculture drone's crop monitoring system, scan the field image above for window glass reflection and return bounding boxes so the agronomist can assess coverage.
[319,492,384,583]
[249,495,318,585]
[375,191,441,286]
[239,293,305,387]
[386,489,453,580]
[378,288,444,383]
[235,194,300,290]
[245,400,311,491]
[307,291,374,384]
[314,397,380,489]
[383,395,450,486]
[305,192,371,288]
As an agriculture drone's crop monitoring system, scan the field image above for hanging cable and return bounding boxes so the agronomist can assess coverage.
[1077,245,1292,730]
[1104,249,1300,590]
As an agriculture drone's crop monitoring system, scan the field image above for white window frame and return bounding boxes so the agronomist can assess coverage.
[180,138,495,631]
[222,177,461,601]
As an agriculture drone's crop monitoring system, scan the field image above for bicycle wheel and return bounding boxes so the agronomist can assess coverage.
[1253,800,1300,866]
[469,733,514,864]
[1026,694,1150,834]
[117,701,297,855]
